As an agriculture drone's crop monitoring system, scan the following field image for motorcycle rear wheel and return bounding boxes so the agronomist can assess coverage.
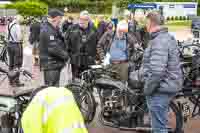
[137,101,183,133]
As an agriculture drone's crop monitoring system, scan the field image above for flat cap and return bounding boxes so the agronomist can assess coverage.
[48,9,64,18]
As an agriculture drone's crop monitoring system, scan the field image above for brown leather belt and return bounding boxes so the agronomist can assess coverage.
[111,60,128,64]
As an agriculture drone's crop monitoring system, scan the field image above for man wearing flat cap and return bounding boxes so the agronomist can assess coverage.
[39,9,69,86]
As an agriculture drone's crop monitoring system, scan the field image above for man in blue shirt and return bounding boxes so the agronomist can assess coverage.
[97,21,139,82]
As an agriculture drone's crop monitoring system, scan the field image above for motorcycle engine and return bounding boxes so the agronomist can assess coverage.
[102,89,124,118]
[100,88,144,128]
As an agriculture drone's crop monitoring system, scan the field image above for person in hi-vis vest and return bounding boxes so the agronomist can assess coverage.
[21,87,88,133]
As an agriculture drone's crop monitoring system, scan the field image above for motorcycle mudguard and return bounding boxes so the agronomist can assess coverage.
[95,78,126,91]
[0,96,16,112]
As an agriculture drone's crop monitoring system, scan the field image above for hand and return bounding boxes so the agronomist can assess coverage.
[95,60,101,65]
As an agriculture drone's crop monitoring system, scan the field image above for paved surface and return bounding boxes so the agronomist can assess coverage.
[0,25,200,132]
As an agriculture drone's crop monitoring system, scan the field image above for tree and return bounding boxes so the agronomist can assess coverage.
[6,1,48,16]
[116,0,143,9]
[35,0,87,7]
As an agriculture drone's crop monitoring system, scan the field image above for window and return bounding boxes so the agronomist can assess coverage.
[169,4,175,8]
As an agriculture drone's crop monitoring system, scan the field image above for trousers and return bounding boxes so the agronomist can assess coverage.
[7,42,23,83]
[111,62,129,82]
[71,64,88,79]
[146,94,174,133]
[43,69,61,87]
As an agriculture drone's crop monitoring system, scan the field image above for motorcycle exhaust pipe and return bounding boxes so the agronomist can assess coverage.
[119,127,152,132]
[120,127,174,132]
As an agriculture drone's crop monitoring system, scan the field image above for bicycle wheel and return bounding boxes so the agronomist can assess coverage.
[66,83,96,124]
[2,48,9,66]
[138,101,183,133]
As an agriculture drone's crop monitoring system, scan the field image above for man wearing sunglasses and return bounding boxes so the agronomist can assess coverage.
[65,11,97,79]
[143,11,182,133]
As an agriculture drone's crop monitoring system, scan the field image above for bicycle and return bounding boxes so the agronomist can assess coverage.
[0,67,32,86]
[0,35,9,66]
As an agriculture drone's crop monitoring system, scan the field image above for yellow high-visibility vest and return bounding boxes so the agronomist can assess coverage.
[94,18,99,29]
[21,87,88,133]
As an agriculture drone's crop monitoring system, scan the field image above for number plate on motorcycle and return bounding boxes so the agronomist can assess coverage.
[182,102,190,117]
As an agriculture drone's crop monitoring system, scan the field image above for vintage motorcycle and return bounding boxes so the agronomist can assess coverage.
[67,64,183,132]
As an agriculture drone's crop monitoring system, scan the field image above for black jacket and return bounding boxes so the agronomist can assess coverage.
[65,24,97,67]
[29,22,41,44]
[39,22,69,70]
[62,20,73,33]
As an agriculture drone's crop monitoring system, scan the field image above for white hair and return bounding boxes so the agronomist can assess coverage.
[80,10,90,19]
[14,15,23,23]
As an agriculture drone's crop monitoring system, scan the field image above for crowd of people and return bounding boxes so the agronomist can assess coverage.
[5,8,182,133]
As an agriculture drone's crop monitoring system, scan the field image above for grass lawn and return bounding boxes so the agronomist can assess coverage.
[165,20,191,31]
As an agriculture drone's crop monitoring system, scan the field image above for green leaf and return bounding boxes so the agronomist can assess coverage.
[5,1,48,17]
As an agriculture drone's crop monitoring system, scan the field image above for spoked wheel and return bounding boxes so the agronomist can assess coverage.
[3,49,9,66]
[66,83,96,124]
[79,91,96,123]
[138,101,183,133]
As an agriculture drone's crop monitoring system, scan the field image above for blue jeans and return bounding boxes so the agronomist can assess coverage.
[146,94,174,133]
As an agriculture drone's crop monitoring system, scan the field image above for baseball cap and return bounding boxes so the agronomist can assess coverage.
[48,9,64,18]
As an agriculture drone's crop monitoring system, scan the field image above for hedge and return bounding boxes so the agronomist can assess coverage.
[198,7,200,16]
[5,1,48,17]
[167,16,190,21]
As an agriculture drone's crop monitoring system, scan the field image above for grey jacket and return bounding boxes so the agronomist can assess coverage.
[143,28,183,95]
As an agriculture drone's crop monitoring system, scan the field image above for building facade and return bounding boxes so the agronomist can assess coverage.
[0,1,17,17]
[128,2,198,19]
[155,2,198,18]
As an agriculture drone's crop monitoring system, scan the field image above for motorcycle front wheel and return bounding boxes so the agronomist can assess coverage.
[66,83,96,124]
